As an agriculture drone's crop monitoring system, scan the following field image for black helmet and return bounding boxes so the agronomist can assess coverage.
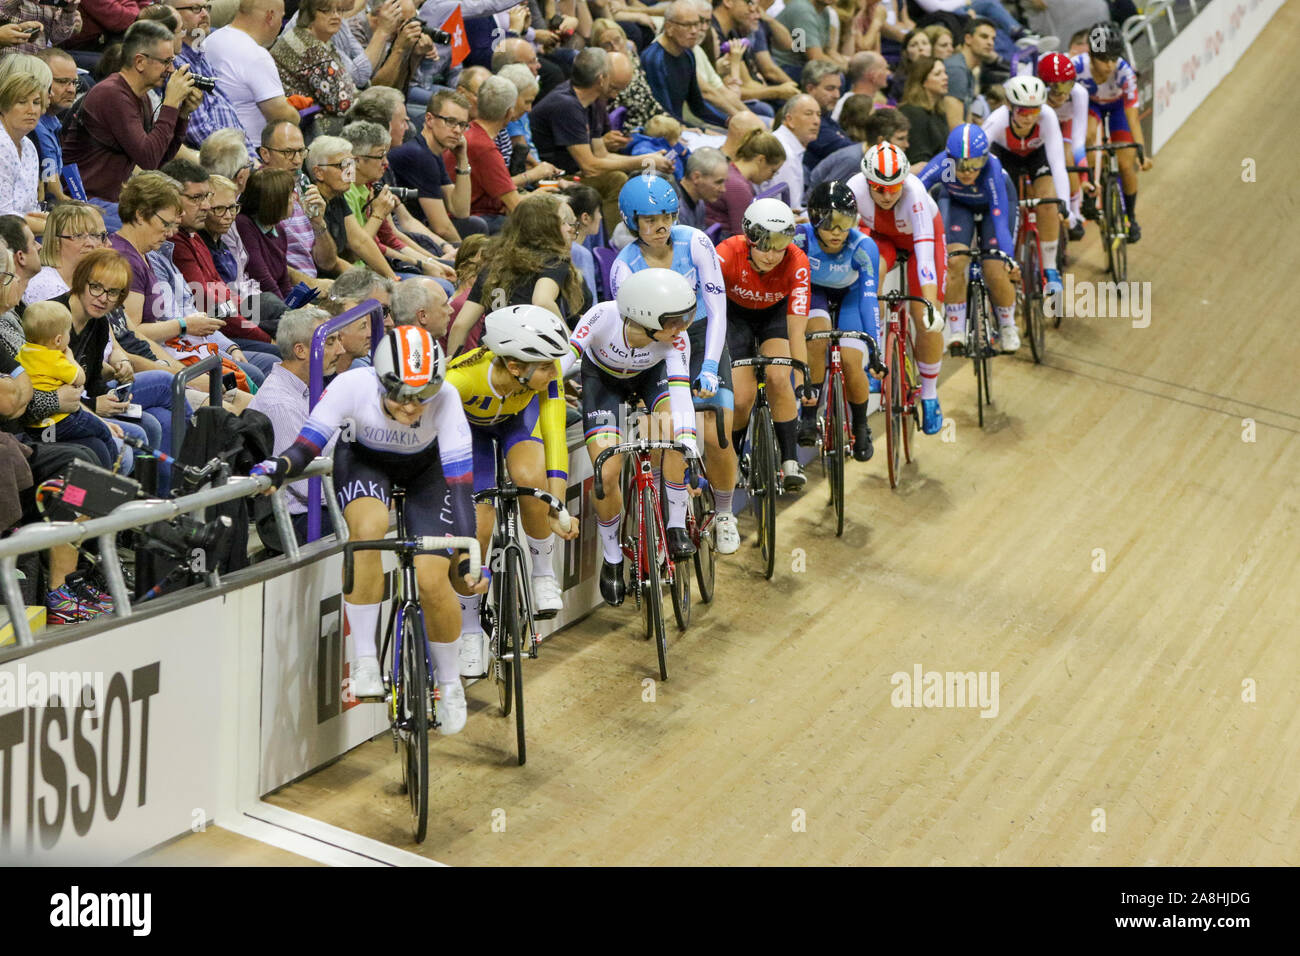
[1087,21,1122,58]
[807,180,858,231]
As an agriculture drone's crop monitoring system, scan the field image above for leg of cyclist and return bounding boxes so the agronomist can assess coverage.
[645,380,696,561]
[341,495,391,700]
[510,437,572,617]
[1031,171,1063,297]
[582,362,632,606]
[1114,127,1141,241]
[456,427,501,678]
[982,207,1019,352]
[416,552,469,734]
[905,223,947,436]
[1082,111,1103,221]
[759,332,804,491]
[942,201,975,356]
[801,300,832,447]
[835,291,876,461]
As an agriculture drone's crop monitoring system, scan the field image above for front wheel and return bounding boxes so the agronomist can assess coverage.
[750,405,777,580]
[1106,175,1128,284]
[970,285,991,428]
[399,610,429,843]
[642,485,668,680]
[1023,237,1045,364]
[827,371,846,536]
[503,548,529,765]
[692,484,716,603]
[884,329,902,489]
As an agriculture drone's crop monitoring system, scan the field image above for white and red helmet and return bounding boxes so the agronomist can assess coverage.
[862,142,910,189]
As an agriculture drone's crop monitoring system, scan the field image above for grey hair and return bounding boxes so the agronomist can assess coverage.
[330,265,394,303]
[275,305,330,355]
[475,74,517,123]
[801,59,842,90]
[198,128,251,180]
[340,120,391,153]
[346,84,405,126]
[571,47,608,89]
[0,54,52,94]
[685,146,727,178]
[389,277,441,324]
[496,63,538,98]
[306,134,352,174]
[846,51,886,86]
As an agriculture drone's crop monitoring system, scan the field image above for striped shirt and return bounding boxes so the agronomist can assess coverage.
[281,195,318,279]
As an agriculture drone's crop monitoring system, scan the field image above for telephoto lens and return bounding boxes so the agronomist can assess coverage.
[388,185,418,202]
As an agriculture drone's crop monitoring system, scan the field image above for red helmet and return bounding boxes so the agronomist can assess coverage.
[1037,52,1076,85]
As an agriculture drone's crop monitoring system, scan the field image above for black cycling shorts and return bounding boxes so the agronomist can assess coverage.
[333,441,455,541]
[580,360,669,445]
[992,144,1052,195]
[725,300,790,363]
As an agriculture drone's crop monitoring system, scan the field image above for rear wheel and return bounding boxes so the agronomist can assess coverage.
[399,611,428,843]
[1106,175,1128,284]
[642,485,668,680]
[503,547,529,765]
[970,285,990,428]
[692,484,716,603]
[670,527,691,630]
[884,328,902,489]
[827,371,846,536]
[901,334,917,464]
[1024,238,1045,364]
[750,405,777,580]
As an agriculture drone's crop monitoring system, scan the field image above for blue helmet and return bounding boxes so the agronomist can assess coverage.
[618,174,679,233]
[946,124,989,161]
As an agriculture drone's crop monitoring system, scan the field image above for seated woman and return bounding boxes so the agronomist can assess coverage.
[560,184,603,301]
[448,234,490,333]
[235,169,295,304]
[271,0,358,137]
[704,128,786,240]
[447,192,592,356]
[24,202,110,304]
[0,62,50,236]
[897,56,949,166]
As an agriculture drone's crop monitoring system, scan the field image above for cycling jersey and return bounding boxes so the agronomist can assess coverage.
[794,223,881,348]
[916,152,1015,253]
[564,300,698,456]
[846,171,945,294]
[1073,53,1139,109]
[715,235,811,316]
[445,347,569,485]
[610,224,728,370]
[1051,82,1089,147]
[983,105,1070,207]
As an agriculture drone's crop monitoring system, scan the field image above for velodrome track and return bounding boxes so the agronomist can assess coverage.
[142,4,1300,866]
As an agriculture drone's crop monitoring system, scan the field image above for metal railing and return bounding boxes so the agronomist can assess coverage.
[0,457,344,649]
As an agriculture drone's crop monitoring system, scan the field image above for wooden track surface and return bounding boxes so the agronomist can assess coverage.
[200,6,1300,865]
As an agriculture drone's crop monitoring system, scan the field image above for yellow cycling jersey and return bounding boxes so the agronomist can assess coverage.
[446,348,569,479]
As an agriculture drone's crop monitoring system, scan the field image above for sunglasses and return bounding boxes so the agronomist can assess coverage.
[870,182,904,195]
[1012,105,1041,116]
[815,212,856,233]
[389,383,440,406]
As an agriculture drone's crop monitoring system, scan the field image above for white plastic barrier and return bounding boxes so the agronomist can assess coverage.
[1152,0,1286,153]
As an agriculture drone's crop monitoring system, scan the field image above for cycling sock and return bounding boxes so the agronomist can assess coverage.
[714,488,734,515]
[598,514,622,563]
[1125,192,1138,220]
[918,360,941,401]
[1071,190,1082,219]
[850,399,869,430]
[430,638,461,686]
[526,534,555,579]
[1041,240,1058,268]
[773,419,798,461]
[732,428,747,452]
[995,305,1015,329]
[945,302,966,331]
[457,592,481,634]
[664,479,687,528]
[344,601,382,660]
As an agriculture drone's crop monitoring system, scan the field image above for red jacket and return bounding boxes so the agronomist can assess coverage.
[66,0,152,47]
[170,228,273,344]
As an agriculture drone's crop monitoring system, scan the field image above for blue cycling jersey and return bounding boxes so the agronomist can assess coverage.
[916,153,1015,252]
[794,224,881,345]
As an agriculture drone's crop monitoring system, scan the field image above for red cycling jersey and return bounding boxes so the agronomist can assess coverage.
[716,235,811,317]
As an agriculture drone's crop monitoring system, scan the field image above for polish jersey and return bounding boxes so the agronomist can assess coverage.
[445,347,568,480]
[1072,53,1139,108]
[916,152,1015,251]
[1051,81,1089,141]
[846,171,940,287]
[562,300,698,456]
[714,234,811,318]
[610,224,727,368]
[982,105,1070,205]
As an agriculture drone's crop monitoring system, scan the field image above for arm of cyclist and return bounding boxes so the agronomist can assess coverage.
[538,375,578,539]
[430,386,479,576]
[250,373,356,487]
[561,300,602,378]
[1124,105,1153,170]
[786,245,812,395]
[665,341,700,459]
[985,156,1016,252]
[855,237,885,374]
[690,228,729,378]
[1041,111,1072,220]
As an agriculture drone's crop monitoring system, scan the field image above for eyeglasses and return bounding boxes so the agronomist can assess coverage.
[356,153,388,162]
[153,212,181,231]
[58,231,110,243]
[431,114,470,130]
[262,145,307,159]
[87,280,125,300]
[173,2,212,11]
[668,19,705,29]
[139,53,176,67]
[869,182,903,195]
[210,202,241,216]
[318,159,357,170]
[181,190,214,204]
[51,77,77,88]
[0,271,13,288]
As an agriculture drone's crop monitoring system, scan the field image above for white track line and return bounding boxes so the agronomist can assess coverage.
[225,802,443,867]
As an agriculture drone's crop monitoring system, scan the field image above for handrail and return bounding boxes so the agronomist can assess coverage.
[306,298,385,542]
[171,352,223,456]
[0,457,342,649]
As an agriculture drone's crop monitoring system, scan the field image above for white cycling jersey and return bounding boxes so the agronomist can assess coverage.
[1052,82,1089,144]
[982,104,1070,207]
[846,172,941,288]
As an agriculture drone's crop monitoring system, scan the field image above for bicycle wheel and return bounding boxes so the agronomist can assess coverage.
[669,526,691,630]
[1024,238,1045,364]
[970,285,989,428]
[503,547,528,765]
[399,610,429,843]
[490,536,511,718]
[642,485,668,680]
[1054,225,1066,328]
[693,483,716,603]
[1105,175,1127,284]
[883,329,902,489]
[901,335,917,465]
[827,371,846,535]
[751,405,777,579]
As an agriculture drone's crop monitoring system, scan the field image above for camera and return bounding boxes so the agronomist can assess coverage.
[387,185,418,202]
[406,18,451,43]
[190,73,217,93]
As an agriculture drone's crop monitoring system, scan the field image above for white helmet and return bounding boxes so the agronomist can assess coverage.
[1005,75,1047,108]
[616,268,696,331]
[742,197,797,251]
[374,325,445,403]
[482,305,570,362]
[862,141,910,188]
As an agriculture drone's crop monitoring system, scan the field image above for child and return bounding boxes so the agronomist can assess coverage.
[19,301,118,468]
[629,114,691,180]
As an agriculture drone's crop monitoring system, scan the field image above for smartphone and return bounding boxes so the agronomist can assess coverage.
[222,371,238,392]
[22,27,41,38]
[111,384,132,402]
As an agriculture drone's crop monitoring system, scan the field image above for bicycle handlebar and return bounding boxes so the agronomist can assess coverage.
[692,377,730,450]
[1086,141,1146,164]
[1018,197,1068,212]
[473,486,573,533]
[805,329,886,376]
[729,356,812,380]
[592,440,697,500]
[342,536,482,595]
[948,247,1017,269]
[880,292,939,331]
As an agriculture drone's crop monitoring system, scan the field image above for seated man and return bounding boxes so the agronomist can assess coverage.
[256,120,340,288]
[327,264,394,369]
[173,0,257,159]
[441,75,521,234]
[641,1,728,128]
[801,60,853,170]
[388,90,486,242]
[202,0,301,148]
[33,48,79,203]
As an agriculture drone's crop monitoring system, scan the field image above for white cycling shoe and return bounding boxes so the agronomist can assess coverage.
[713,512,740,554]
[459,630,488,678]
[782,459,806,491]
[999,324,1021,354]
[531,575,564,619]
[352,655,384,700]
[437,680,467,735]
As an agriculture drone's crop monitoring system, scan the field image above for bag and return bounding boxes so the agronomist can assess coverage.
[171,339,251,392]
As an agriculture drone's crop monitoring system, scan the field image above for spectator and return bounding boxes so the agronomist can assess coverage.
[199,127,254,193]
[358,0,440,102]
[202,175,245,288]
[443,74,522,232]
[24,202,110,304]
[0,1,76,54]
[33,48,77,202]
[942,16,996,130]
[641,1,728,128]
[898,55,948,164]
[448,191,590,355]
[921,22,954,60]
[719,108,766,160]
[271,0,359,136]
[0,68,47,235]
[628,113,690,181]
[560,183,601,300]
[710,0,797,91]
[346,84,411,151]
[497,63,547,181]
[835,51,891,119]
[840,0,890,56]
[914,1,1033,62]
[203,0,300,147]
[327,263,392,367]
[247,305,344,547]
[598,50,636,155]
[532,48,671,232]
[770,93,820,210]
[703,127,784,239]
[283,0,374,87]
[684,0,751,123]
[801,60,853,169]
[389,276,452,340]
[304,135,399,280]
[256,120,340,286]
[808,99,908,191]
[673,146,729,231]
[61,21,201,223]
[64,1,151,56]
[0,213,46,307]
[598,21,663,132]
[456,64,489,118]
[387,90,484,242]
[236,168,296,307]
[1023,0,1108,49]
[172,0,257,159]
[447,233,488,328]
[773,0,848,80]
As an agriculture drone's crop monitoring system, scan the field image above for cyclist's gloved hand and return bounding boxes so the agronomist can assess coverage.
[250,457,287,489]
[696,359,720,397]
[795,382,820,405]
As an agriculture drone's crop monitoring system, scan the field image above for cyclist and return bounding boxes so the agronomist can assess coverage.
[1039,52,1089,241]
[252,326,478,735]
[794,181,882,462]
[715,198,812,490]
[1074,21,1153,242]
[609,175,739,555]
[445,305,580,678]
[562,269,701,607]
[982,75,1069,300]
[847,142,947,436]
[917,124,1020,355]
